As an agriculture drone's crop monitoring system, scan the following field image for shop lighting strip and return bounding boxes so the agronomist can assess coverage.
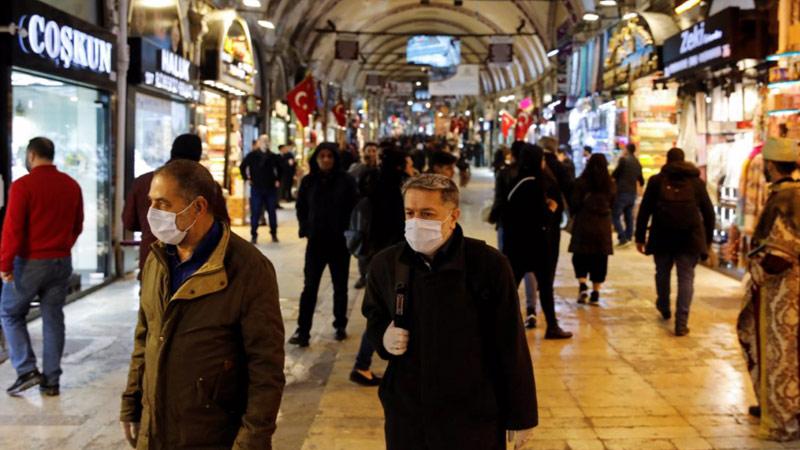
[767,108,800,116]
[768,80,800,89]
[674,0,701,14]
[766,51,800,61]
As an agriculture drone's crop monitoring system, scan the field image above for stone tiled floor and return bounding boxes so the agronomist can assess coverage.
[0,168,794,450]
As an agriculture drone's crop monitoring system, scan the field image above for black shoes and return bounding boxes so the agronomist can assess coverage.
[578,283,588,304]
[349,369,382,387]
[40,384,59,397]
[525,314,537,329]
[7,370,42,396]
[748,406,761,418]
[354,277,367,289]
[656,301,671,320]
[675,326,690,337]
[545,327,573,340]
[271,233,279,243]
[288,330,309,347]
[250,236,258,244]
[335,328,347,341]
[589,291,600,306]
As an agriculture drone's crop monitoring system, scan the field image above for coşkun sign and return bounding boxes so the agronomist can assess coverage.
[17,14,113,76]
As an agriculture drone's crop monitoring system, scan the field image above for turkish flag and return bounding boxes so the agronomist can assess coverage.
[515,111,532,141]
[287,75,316,128]
[501,111,516,138]
[332,102,347,127]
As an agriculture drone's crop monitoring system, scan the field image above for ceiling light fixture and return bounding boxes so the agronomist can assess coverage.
[583,12,601,21]
[622,12,638,20]
[407,100,413,106]
[137,0,175,7]
[416,81,422,87]
[599,0,617,6]
[674,0,702,14]
[547,49,559,57]
[242,0,261,7]
[258,20,275,29]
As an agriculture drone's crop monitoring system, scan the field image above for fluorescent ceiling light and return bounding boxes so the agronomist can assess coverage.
[416,81,422,86]
[242,0,261,6]
[258,20,275,29]
[599,0,617,5]
[674,0,701,14]
[547,49,559,57]
[583,12,600,21]
[137,0,175,7]
[622,12,638,20]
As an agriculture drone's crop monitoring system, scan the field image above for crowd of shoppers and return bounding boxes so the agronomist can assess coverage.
[7,127,800,448]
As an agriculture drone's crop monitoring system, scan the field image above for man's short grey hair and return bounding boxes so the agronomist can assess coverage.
[402,174,460,207]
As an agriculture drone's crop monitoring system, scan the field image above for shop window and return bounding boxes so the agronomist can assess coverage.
[11,70,111,288]
[134,92,191,177]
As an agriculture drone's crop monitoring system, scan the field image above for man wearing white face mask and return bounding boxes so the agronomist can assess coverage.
[362,174,538,449]
[120,160,285,449]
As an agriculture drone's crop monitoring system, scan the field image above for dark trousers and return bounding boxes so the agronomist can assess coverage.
[250,187,278,238]
[280,176,294,201]
[354,254,374,370]
[572,253,609,284]
[297,236,351,338]
[612,192,636,243]
[512,261,557,329]
[357,255,370,281]
[0,257,72,385]
[384,404,505,450]
[654,252,699,328]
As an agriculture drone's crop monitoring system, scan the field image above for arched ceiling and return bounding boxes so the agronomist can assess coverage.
[237,0,577,96]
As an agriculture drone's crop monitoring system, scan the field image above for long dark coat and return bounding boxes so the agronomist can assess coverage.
[568,178,615,256]
[362,227,538,449]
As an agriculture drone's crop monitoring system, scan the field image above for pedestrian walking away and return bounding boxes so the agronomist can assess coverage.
[279,144,297,202]
[289,143,359,348]
[568,153,615,306]
[737,137,800,441]
[0,137,83,397]
[363,174,538,449]
[612,143,644,247]
[635,147,715,336]
[120,160,285,449]
[240,134,283,244]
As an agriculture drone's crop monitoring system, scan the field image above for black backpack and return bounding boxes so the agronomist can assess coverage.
[655,177,700,231]
[345,197,373,257]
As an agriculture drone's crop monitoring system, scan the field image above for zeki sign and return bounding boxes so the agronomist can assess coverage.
[662,8,743,78]
[17,14,113,76]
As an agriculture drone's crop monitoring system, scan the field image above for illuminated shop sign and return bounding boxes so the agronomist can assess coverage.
[602,19,659,89]
[129,38,199,101]
[662,8,761,78]
[17,14,114,76]
[199,15,255,96]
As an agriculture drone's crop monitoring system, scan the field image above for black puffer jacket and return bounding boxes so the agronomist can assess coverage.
[635,161,715,257]
[296,148,358,240]
[568,178,615,255]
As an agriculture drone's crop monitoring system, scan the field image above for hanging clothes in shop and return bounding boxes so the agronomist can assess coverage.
[677,98,698,163]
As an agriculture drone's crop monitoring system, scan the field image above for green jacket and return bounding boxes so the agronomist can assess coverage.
[120,224,285,449]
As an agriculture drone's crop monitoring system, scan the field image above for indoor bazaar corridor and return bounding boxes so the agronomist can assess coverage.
[0,169,776,450]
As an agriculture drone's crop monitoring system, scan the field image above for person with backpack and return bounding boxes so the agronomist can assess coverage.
[568,153,616,305]
[635,148,715,336]
[362,174,538,449]
[346,148,407,386]
[501,144,572,339]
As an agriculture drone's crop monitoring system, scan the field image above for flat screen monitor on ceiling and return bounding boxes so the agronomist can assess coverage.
[406,36,461,68]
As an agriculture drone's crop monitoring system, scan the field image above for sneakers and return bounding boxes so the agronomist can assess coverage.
[544,327,573,340]
[589,291,600,306]
[578,282,589,304]
[335,328,348,341]
[349,369,382,387]
[525,314,537,329]
[7,370,42,396]
[354,277,367,290]
[288,330,310,347]
[39,384,59,397]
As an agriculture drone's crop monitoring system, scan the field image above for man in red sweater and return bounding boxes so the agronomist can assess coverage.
[0,137,83,396]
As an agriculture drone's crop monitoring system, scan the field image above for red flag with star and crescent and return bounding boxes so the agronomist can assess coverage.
[332,101,347,127]
[515,110,532,141]
[287,75,316,128]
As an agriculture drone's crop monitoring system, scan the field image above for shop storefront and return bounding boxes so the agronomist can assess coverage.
[199,13,256,225]
[662,7,771,277]
[1,0,115,291]
[127,37,199,179]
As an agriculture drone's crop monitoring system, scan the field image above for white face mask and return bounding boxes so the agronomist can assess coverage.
[147,201,197,245]
[405,218,449,256]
